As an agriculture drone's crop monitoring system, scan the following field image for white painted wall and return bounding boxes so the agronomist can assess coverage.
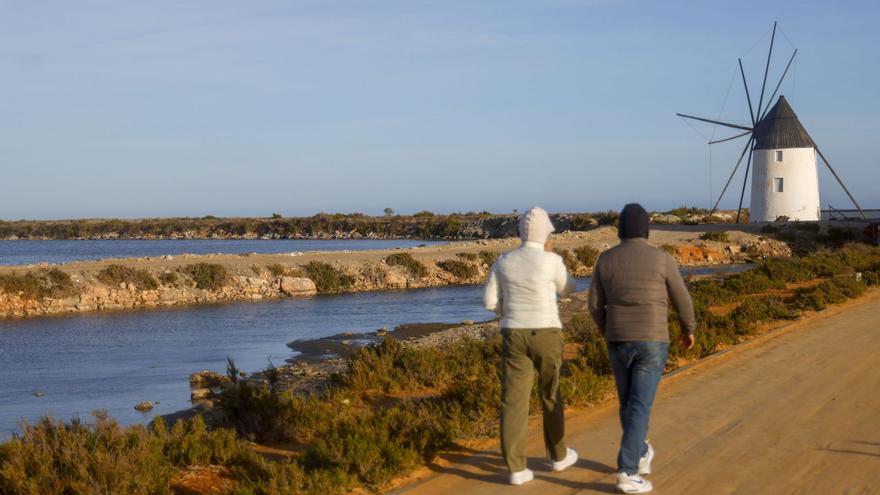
[750,147,820,222]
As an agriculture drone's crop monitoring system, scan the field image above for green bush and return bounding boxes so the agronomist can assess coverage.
[729,296,797,335]
[553,249,579,273]
[182,263,229,290]
[266,264,288,277]
[302,262,354,293]
[792,277,866,312]
[478,251,500,267]
[573,246,599,268]
[0,413,252,495]
[436,260,478,279]
[158,272,177,285]
[699,231,731,243]
[455,252,478,261]
[0,269,78,300]
[97,265,159,290]
[385,253,428,278]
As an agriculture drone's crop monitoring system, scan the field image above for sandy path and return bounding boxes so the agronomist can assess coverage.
[392,291,880,494]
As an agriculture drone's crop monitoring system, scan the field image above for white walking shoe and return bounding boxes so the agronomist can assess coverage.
[509,469,534,486]
[616,472,653,493]
[638,441,654,475]
[551,447,578,472]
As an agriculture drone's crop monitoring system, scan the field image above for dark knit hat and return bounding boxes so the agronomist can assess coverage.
[618,203,649,239]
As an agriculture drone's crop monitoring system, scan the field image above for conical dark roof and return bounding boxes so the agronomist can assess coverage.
[753,95,815,150]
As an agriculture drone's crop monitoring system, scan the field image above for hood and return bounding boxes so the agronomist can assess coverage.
[618,203,649,239]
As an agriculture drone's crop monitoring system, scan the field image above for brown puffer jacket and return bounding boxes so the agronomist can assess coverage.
[588,238,696,342]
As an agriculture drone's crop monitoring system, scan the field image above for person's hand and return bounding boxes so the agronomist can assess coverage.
[681,333,696,350]
[544,240,553,252]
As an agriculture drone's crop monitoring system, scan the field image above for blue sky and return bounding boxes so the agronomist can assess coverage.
[1,0,878,219]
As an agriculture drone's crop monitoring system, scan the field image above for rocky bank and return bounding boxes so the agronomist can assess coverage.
[0,226,790,319]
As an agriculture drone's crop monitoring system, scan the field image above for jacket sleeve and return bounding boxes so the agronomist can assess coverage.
[555,256,577,296]
[665,254,697,335]
[483,264,503,315]
[587,261,606,333]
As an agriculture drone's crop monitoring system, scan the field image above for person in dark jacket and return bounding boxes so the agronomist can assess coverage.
[588,203,696,494]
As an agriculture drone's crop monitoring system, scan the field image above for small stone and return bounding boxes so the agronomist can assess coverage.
[134,400,154,412]
[33,391,45,398]
[461,320,475,325]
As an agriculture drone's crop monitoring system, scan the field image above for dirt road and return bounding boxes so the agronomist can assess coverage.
[393,292,880,494]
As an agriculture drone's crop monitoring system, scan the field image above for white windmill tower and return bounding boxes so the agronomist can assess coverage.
[677,22,865,222]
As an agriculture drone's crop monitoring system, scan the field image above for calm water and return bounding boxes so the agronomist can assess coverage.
[0,265,748,436]
[0,239,445,266]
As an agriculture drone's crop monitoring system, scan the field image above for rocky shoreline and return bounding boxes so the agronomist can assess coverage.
[0,226,791,319]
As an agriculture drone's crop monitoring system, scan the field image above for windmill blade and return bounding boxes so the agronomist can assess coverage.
[815,147,866,219]
[739,58,756,126]
[708,130,752,145]
[735,142,756,223]
[755,21,778,123]
[676,113,753,131]
[760,49,798,120]
[709,135,755,217]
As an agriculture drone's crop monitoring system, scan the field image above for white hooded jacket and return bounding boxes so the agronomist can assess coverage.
[482,207,576,329]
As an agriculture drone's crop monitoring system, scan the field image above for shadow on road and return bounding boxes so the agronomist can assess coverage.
[427,448,617,491]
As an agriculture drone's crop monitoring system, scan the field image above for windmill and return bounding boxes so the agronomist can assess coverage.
[677,21,865,223]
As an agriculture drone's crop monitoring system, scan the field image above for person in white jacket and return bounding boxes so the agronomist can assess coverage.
[483,206,578,486]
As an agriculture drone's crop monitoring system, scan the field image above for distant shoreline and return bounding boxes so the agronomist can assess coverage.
[0,225,790,319]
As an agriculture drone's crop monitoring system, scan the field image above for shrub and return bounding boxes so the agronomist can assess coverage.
[729,296,797,335]
[0,268,78,300]
[793,277,865,311]
[595,210,619,226]
[0,413,250,495]
[436,260,478,279]
[455,252,478,261]
[158,272,177,285]
[660,244,677,256]
[384,253,428,278]
[699,231,731,243]
[97,265,159,290]
[573,246,599,268]
[478,251,500,267]
[302,262,354,293]
[266,264,288,277]
[554,249,579,273]
[182,263,229,290]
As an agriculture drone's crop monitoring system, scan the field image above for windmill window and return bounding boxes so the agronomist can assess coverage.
[773,177,784,193]
[775,150,783,161]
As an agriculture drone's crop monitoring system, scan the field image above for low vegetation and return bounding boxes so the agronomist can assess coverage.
[573,245,599,268]
[302,262,355,293]
[3,245,879,494]
[699,231,731,243]
[455,252,478,261]
[181,263,229,291]
[384,253,428,278]
[478,250,500,267]
[436,259,478,279]
[0,269,78,300]
[96,265,159,290]
[554,248,579,273]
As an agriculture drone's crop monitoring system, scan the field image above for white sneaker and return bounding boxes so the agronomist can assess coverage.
[638,441,654,475]
[616,472,653,493]
[551,447,578,472]
[509,469,534,486]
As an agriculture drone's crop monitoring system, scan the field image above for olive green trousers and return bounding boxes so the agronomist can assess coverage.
[500,327,567,473]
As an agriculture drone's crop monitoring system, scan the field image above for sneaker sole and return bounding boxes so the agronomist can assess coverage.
[617,487,652,494]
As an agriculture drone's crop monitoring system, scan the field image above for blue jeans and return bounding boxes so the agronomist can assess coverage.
[607,341,669,475]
